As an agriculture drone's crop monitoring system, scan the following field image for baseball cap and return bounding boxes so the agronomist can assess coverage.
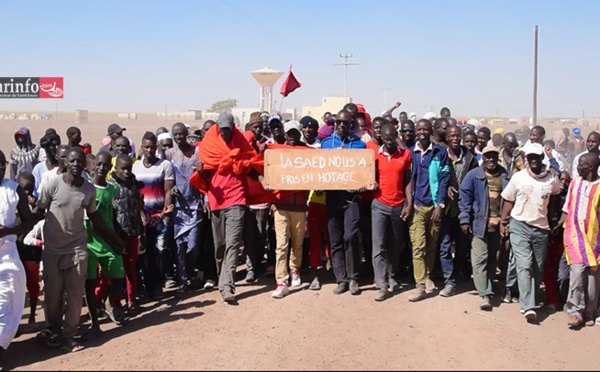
[217,112,235,129]
[284,120,302,134]
[107,123,125,135]
[268,115,282,127]
[523,142,544,156]
[300,116,318,128]
[482,145,499,155]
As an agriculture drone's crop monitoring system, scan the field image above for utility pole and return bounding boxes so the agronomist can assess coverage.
[334,54,359,103]
[533,25,539,126]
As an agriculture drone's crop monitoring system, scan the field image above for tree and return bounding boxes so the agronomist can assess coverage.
[208,98,237,112]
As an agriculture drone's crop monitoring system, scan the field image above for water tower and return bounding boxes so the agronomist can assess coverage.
[250,67,283,114]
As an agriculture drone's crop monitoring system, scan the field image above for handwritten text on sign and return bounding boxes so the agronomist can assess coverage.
[263,149,375,190]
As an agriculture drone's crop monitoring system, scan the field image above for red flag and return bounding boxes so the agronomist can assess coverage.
[280,65,301,97]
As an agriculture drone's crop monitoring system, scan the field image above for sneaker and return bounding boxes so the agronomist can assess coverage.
[105,306,125,326]
[349,279,361,295]
[408,287,427,302]
[388,278,400,292]
[479,296,492,310]
[568,314,582,328]
[425,278,437,294]
[245,270,256,283]
[309,277,321,291]
[585,318,595,327]
[440,284,456,298]
[596,317,600,326]
[374,289,389,302]
[164,278,177,289]
[203,279,216,290]
[524,309,537,322]
[333,282,348,295]
[62,338,84,353]
[271,283,290,299]
[502,288,514,303]
[291,270,301,287]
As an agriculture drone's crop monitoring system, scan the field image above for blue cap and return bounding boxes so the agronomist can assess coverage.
[573,127,581,135]
[268,115,282,127]
[300,116,318,128]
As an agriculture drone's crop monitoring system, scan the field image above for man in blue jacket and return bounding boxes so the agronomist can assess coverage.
[321,109,366,295]
[408,119,451,302]
[459,146,510,310]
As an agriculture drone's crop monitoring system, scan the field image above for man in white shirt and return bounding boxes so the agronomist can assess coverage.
[500,142,561,323]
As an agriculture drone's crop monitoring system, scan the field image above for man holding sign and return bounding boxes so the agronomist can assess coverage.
[321,109,367,295]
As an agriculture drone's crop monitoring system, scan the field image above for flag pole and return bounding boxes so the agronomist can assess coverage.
[278,95,285,114]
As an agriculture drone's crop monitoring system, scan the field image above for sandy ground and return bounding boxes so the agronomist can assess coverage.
[7,267,600,371]
[1,113,598,371]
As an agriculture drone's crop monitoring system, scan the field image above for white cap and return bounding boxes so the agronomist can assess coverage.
[284,120,302,134]
[523,142,544,156]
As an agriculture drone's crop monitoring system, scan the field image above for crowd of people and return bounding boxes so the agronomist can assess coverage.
[0,103,598,356]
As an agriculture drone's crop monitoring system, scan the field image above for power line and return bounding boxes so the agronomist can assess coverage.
[334,54,359,102]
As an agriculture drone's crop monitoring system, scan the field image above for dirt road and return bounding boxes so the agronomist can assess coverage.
[7,267,598,371]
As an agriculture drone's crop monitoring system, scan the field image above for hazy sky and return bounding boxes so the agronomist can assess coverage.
[1,0,598,118]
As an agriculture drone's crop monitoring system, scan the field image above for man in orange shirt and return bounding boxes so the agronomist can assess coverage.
[371,123,413,301]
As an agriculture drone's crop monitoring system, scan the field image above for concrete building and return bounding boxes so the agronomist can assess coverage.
[302,96,350,124]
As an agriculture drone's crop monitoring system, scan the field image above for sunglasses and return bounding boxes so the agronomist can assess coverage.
[401,128,415,133]
[335,120,350,125]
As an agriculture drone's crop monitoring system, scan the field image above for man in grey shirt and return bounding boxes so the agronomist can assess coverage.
[35,147,123,352]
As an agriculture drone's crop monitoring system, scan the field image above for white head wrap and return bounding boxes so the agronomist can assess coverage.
[157,132,172,142]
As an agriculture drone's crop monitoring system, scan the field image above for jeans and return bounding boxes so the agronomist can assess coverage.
[212,205,245,298]
[143,221,169,296]
[509,219,549,311]
[244,207,269,274]
[371,199,407,289]
[439,215,470,286]
[471,230,501,296]
[327,196,361,283]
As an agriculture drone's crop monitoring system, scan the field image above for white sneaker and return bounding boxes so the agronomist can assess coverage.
[524,309,537,322]
[291,270,301,287]
[203,280,216,289]
[272,283,290,299]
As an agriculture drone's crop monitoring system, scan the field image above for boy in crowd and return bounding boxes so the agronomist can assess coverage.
[85,151,126,335]
[16,172,43,324]
[111,154,144,314]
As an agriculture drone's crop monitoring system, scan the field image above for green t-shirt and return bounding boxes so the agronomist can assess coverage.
[85,182,117,255]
